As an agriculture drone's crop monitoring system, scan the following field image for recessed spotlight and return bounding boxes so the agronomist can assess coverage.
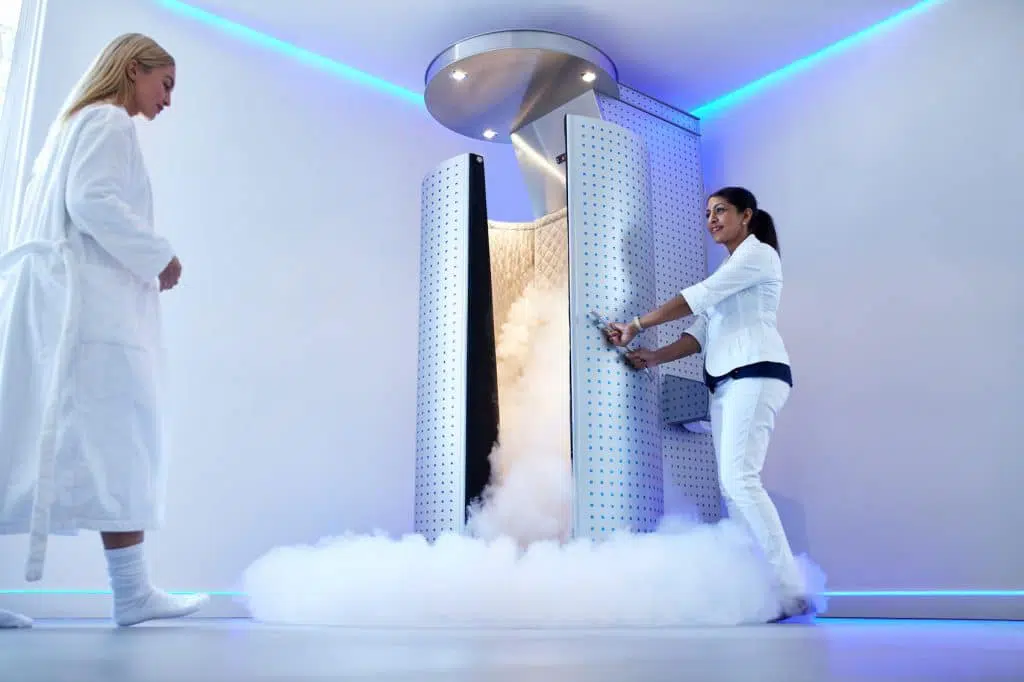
[450,69,468,81]
[581,71,597,83]
[483,129,497,140]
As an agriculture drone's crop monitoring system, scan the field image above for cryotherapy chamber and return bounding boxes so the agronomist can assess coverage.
[415,31,717,542]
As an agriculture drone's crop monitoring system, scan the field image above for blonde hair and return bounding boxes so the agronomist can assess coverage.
[62,33,174,121]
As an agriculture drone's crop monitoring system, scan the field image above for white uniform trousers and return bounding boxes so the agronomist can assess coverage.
[710,376,804,598]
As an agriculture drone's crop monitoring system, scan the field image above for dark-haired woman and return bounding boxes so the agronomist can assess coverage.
[605,186,812,621]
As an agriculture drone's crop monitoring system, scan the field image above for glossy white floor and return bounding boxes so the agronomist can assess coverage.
[1,617,1022,681]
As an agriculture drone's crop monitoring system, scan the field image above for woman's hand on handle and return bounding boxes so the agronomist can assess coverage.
[604,321,639,347]
[625,348,661,370]
[604,295,695,347]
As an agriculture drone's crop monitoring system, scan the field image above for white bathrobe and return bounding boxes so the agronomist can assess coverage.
[0,103,176,580]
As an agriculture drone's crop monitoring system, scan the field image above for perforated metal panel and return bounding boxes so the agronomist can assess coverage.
[415,155,471,540]
[617,85,701,135]
[566,114,664,538]
[662,375,711,425]
[596,96,707,378]
[596,94,721,521]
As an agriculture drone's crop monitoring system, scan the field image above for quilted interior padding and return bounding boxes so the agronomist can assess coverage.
[488,208,568,330]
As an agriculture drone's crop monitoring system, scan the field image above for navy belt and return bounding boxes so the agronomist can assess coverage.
[704,362,793,394]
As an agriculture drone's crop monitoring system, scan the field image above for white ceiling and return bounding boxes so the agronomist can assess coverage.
[184,0,923,110]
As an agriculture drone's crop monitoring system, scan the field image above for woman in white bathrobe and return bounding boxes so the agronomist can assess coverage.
[0,33,206,628]
[604,187,814,623]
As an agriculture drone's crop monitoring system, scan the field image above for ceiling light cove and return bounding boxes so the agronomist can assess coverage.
[157,0,948,120]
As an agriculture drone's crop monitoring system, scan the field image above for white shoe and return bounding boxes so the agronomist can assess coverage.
[0,609,33,629]
[114,590,210,627]
[768,596,816,624]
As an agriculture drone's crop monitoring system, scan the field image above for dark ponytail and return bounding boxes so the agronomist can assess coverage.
[709,186,781,255]
[749,208,780,254]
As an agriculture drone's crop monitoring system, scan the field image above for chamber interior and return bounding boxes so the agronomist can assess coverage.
[487,207,569,334]
[465,208,574,546]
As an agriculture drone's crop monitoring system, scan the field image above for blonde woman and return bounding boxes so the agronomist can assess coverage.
[0,33,206,628]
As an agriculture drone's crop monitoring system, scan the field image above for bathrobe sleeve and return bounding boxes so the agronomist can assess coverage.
[65,108,176,282]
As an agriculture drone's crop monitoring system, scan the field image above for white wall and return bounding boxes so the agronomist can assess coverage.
[699,0,1024,619]
[0,0,531,616]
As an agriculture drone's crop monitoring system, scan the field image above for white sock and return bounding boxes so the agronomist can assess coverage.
[105,544,209,627]
[0,608,33,629]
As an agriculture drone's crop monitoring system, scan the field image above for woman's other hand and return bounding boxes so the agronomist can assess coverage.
[604,321,638,347]
[625,348,660,370]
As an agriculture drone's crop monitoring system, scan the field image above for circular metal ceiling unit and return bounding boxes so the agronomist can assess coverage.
[424,30,619,144]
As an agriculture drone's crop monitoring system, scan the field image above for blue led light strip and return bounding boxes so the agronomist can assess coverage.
[156,0,944,118]
[155,0,424,107]
[826,590,1024,598]
[0,589,240,596]
[3,589,1022,598]
[690,0,947,118]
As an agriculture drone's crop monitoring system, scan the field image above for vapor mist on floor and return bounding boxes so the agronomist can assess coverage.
[240,281,826,626]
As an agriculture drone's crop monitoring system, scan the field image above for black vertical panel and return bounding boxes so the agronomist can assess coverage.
[563,116,575,479]
[464,154,498,517]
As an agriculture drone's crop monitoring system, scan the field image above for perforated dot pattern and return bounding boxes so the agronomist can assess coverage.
[597,94,722,522]
[664,428,721,521]
[596,96,707,372]
[415,154,470,540]
[617,85,701,135]
[661,375,711,425]
[565,116,664,538]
